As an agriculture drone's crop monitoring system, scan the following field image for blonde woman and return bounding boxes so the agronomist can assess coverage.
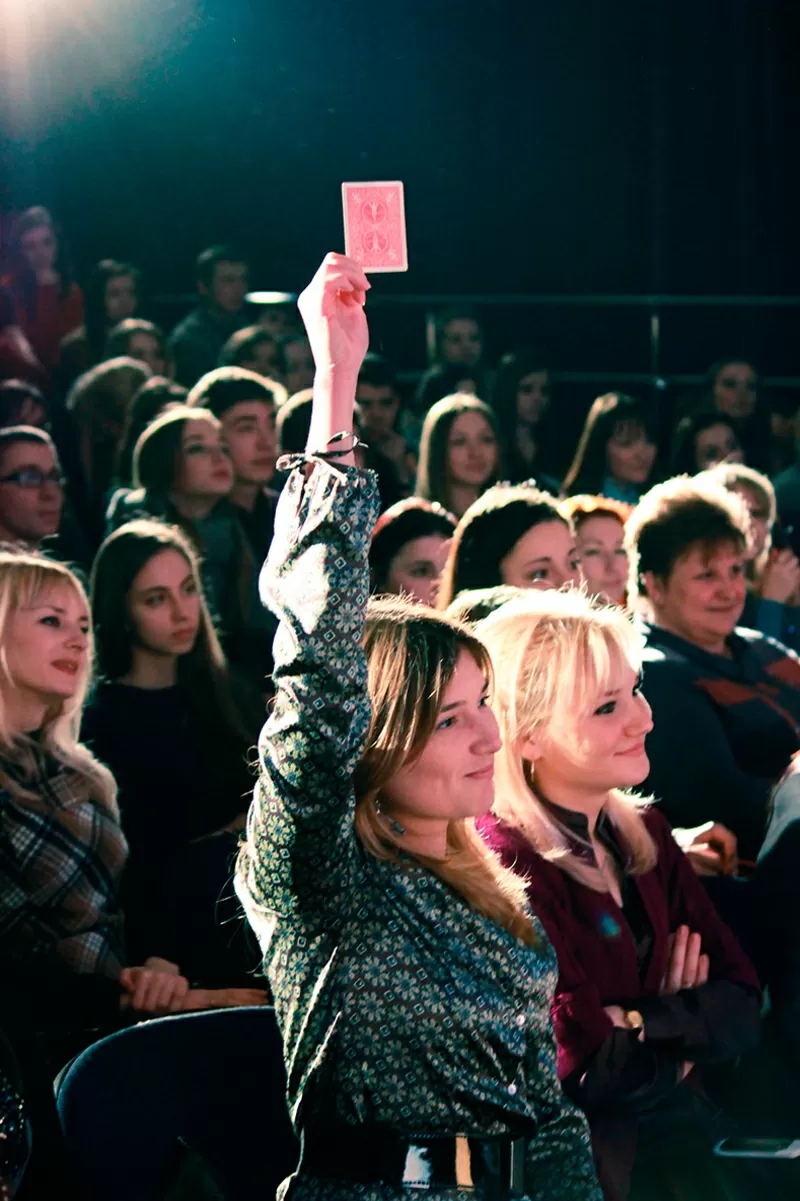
[0,551,263,1023]
[477,590,764,1201]
[236,254,601,1201]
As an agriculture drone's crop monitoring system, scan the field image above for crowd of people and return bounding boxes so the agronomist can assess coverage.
[2,208,800,1200]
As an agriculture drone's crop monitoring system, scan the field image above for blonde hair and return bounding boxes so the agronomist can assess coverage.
[477,588,657,891]
[0,550,116,810]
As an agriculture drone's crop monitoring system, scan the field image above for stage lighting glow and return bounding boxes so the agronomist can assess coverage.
[246,291,297,305]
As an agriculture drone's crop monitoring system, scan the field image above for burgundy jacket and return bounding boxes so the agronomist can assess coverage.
[477,807,760,1082]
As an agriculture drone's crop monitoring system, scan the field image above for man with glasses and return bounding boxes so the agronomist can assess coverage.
[0,427,65,549]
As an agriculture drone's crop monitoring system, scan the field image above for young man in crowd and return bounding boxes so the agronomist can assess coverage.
[0,426,64,550]
[168,246,251,387]
[356,353,416,491]
[187,366,280,564]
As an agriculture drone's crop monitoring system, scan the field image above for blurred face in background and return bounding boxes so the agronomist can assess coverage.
[220,399,277,487]
[204,260,248,315]
[516,371,551,425]
[105,274,138,324]
[383,534,452,607]
[606,421,657,486]
[694,422,744,471]
[713,362,759,420]
[19,223,58,277]
[173,419,233,501]
[0,440,63,544]
[446,412,499,493]
[500,519,582,591]
[240,338,280,380]
[576,515,628,605]
[283,337,315,395]
[127,332,168,377]
[440,318,483,368]
[357,383,400,444]
[732,484,771,562]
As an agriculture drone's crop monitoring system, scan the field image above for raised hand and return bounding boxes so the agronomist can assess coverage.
[297,252,370,381]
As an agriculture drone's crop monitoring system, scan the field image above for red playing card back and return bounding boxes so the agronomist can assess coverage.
[342,181,408,273]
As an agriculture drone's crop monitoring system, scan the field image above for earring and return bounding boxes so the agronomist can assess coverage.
[375,796,405,836]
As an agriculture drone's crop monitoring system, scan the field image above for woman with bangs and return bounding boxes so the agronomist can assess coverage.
[236,254,601,1201]
[561,393,659,504]
[476,590,765,1200]
[0,550,196,1023]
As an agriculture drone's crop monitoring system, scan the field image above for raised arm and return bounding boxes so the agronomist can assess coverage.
[237,255,379,937]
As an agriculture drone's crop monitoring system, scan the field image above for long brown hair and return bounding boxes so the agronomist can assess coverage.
[352,596,534,945]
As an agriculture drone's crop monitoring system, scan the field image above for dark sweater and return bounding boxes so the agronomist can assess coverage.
[81,683,254,963]
[639,623,800,859]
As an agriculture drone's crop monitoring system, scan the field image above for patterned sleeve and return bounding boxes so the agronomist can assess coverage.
[239,461,380,932]
[525,1023,603,1200]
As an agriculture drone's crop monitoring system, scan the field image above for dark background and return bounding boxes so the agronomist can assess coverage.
[1,0,798,382]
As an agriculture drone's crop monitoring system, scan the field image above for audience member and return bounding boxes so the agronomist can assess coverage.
[0,380,48,430]
[218,324,282,380]
[766,390,800,477]
[437,483,581,609]
[416,392,501,517]
[669,409,744,475]
[65,356,151,528]
[277,387,404,512]
[236,252,602,1200]
[356,353,417,490]
[445,583,526,626]
[0,286,46,387]
[627,475,800,859]
[490,349,558,490]
[277,331,315,394]
[703,358,770,470]
[168,245,250,386]
[0,207,83,374]
[115,376,188,488]
[0,549,191,1026]
[103,317,171,377]
[253,297,297,338]
[0,427,63,549]
[59,259,141,386]
[707,462,800,653]
[188,366,280,564]
[478,589,763,1201]
[414,361,483,415]
[560,495,631,605]
[427,305,485,368]
[106,405,273,685]
[369,497,456,605]
[84,520,262,981]
[562,393,659,503]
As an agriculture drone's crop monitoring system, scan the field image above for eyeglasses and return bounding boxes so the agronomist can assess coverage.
[0,469,65,489]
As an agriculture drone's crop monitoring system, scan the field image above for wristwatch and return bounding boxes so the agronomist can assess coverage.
[624,1009,645,1039]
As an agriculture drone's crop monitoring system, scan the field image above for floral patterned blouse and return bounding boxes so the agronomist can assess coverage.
[238,461,600,1201]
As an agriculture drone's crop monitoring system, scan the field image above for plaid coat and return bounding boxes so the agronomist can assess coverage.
[0,747,127,978]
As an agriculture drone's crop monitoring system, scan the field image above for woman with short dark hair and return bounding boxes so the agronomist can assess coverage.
[627,475,800,858]
[369,497,456,605]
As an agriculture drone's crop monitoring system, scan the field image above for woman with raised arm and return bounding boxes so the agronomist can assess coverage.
[236,254,601,1201]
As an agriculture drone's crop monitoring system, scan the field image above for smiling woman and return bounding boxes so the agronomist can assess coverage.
[626,475,800,859]
[477,588,763,1201]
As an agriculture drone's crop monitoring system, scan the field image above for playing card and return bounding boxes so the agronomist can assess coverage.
[342,181,408,273]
